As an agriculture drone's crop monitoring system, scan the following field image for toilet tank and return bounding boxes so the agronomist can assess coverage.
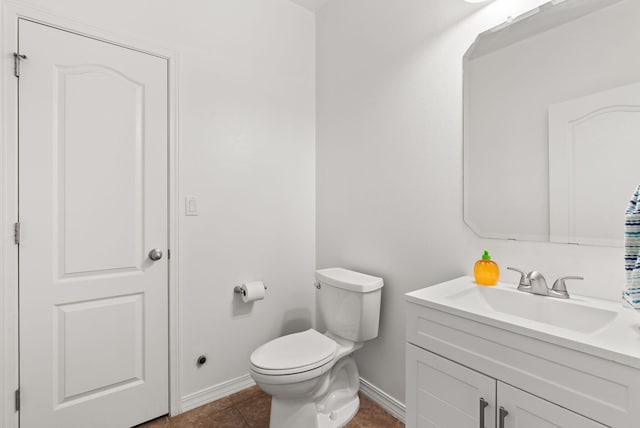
[315,268,384,342]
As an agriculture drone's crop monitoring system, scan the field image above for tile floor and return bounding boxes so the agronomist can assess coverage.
[137,385,404,428]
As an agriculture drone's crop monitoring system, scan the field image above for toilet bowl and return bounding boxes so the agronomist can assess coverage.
[249,268,383,428]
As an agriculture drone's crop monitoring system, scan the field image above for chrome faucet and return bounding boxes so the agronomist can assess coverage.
[507,267,583,299]
[528,271,549,296]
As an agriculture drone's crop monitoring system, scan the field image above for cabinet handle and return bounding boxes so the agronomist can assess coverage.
[499,406,509,428]
[479,398,489,428]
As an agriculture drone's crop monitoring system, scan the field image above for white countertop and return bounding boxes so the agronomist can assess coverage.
[406,276,640,369]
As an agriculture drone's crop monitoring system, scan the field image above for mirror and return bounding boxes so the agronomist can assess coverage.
[463,0,640,246]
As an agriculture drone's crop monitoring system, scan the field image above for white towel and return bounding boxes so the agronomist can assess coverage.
[624,184,640,308]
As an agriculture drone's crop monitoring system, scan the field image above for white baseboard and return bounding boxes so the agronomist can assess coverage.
[359,377,406,423]
[179,373,406,423]
[180,374,256,413]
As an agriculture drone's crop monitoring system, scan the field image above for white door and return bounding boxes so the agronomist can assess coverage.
[18,19,168,428]
[497,383,606,428]
[406,344,496,428]
[549,82,640,247]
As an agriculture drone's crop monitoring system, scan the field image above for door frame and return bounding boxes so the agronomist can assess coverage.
[0,2,183,427]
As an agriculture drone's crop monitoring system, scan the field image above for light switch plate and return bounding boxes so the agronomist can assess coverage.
[185,196,198,216]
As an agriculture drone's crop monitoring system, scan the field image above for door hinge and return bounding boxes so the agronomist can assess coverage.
[14,222,20,245]
[13,53,27,78]
[14,389,20,412]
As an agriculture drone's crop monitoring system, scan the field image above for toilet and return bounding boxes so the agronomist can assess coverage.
[249,267,384,428]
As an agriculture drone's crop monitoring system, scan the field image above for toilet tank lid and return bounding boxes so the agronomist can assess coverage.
[315,268,383,293]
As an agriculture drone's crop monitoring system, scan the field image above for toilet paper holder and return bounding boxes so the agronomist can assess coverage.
[234,283,267,296]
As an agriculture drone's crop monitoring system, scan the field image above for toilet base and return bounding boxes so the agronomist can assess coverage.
[317,394,359,428]
[270,392,359,428]
[268,356,361,428]
[270,398,319,428]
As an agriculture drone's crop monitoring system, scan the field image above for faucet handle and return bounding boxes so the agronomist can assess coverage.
[550,276,584,299]
[507,267,531,290]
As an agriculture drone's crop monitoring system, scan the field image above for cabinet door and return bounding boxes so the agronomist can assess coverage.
[497,383,606,428]
[406,344,496,428]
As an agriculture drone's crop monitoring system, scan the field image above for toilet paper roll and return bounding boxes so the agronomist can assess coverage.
[241,281,266,303]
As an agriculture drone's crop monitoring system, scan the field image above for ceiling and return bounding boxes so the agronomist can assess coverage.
[289,0,330,12]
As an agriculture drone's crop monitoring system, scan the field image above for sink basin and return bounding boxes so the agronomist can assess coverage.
[446,285,618,334]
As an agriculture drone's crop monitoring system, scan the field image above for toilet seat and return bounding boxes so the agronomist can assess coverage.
[250,329,337,376]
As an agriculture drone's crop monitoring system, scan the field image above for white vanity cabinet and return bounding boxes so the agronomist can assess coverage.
[405,277,640,428]
[406,344,605,428]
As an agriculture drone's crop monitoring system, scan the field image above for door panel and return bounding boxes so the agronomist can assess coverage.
[497,383,606,428]
[19,19,168,428]
[56,294,144,404]
[57,65,144,276]
[406,344,496,428]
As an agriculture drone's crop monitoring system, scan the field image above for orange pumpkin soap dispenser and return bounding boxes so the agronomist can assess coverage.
[474,250,499,286]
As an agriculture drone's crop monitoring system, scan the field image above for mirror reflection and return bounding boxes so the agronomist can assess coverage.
[463,0,640,246]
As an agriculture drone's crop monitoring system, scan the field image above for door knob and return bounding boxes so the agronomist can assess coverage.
[148,249,163,261]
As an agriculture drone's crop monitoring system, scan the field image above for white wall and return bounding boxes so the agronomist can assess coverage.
[316,0,626,405]
[3,0,316,403]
